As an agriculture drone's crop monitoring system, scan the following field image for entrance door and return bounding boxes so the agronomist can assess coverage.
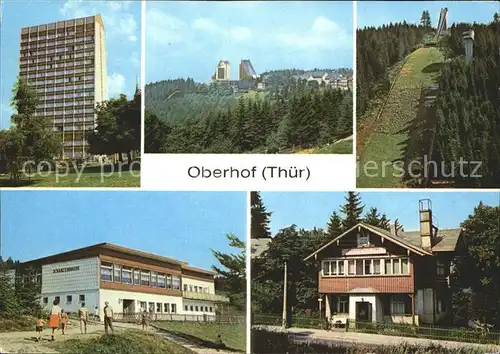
[123,299,135,314]
[355,302,372,323]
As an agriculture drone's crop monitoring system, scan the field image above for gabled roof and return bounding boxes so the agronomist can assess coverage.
[304,223,461,261]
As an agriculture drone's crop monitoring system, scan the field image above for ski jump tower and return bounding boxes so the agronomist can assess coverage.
[436,7,448,38]
[462,29,475,63]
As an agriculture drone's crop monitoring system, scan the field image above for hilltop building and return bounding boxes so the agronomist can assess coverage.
[239,59,258,80]
[304,200,462,326]
[213,60,231,81]
[8,243,229,320]
[19,15,108,159]
[307,73,352,90]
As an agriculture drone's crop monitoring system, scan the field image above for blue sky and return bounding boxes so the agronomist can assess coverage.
[261,191,500,235]
[358,1,499,29]
[0,0,141,129]
[0,191,247,271]
[146,1,353,83]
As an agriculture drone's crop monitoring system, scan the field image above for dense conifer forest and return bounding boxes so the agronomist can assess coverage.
[434,22,500,187]
[357,22,430,117]
[145,71,353,154]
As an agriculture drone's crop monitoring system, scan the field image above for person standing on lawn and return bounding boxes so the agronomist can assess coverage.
[60,309,69,335]
[103,301,114,334]
[48,299,61,341]
[78,302,89,334]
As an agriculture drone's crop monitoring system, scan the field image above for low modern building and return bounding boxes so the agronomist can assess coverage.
[304,200,462,326]
[10,243,229,320]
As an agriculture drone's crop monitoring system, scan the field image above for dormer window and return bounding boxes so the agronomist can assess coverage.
[357,233,370,246]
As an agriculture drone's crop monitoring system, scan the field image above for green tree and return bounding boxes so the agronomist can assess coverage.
[363,207,391,230]
[8,78,61,178]
[326,211,342,239]
[340,192,364,231]
[211,234,246,309]
[420,10,431,27]
[451,202,500,328]
[251,192,272,239]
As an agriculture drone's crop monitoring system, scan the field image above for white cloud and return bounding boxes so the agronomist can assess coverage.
[59,0,89,18]
[108,73,126,98]
[274,16,350,50]
[129,51,140,68]
[192,18,220,33]
[229,26,252,42]
[147,8,186,44]
[59,0,139,42]
[119,14,138,42]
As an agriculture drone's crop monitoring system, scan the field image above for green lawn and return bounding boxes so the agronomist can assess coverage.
[0,163,140,188]
[51,330,193,354]
[358,46,444,188]
[155,321,246,352]
[313,139,353,154]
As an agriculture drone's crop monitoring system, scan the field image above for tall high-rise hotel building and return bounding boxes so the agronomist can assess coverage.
[19,15,108,158]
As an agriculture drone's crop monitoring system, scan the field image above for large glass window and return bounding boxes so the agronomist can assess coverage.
[392,259,400,274]
[402,259,409,274]
[356,259,363,275]
[373,259,381,274]
[171,303,177,313]
[338,296,349,313]
[338,261,345,275]
[113,265,121,283]
[141,270,150,286]
[364,260,372,275]
[173,276,181,290]
[122,267,132,284]
[391,295,406,314]
[158,273,166,288]
[322,261,330,275]
[133,269,140,285]
[156,302,162,313]
[348,260,355,275]
[164,303,170,313]
[151,271,158,287]
[385,260,392,274]
[357,233,370,246]
[166,274,173,289]
[101,262,113,281]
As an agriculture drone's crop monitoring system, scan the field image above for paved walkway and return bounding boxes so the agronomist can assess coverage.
[258,325,500,353]
[0,321,233,354]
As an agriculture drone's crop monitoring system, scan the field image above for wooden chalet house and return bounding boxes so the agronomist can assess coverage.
[304,200,463,327]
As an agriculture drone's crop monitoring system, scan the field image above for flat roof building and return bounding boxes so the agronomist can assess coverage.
[10,243,229,321]
[19,15,108,159]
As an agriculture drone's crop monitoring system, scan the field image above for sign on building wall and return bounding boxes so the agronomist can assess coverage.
[342,247,387,256]
[53,266,80,274]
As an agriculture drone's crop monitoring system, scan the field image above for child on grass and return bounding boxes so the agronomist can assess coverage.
[35,316,46,341]
[60,309,69,335]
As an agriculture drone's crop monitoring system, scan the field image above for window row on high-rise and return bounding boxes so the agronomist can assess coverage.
[34,108,95,116]
[21,40,94,50]
[37,100,94,109]
[36,87,94,96]
[20,51,94,65]
[28,80,95,88]
[21,31,93,43]
[22,47,94,58]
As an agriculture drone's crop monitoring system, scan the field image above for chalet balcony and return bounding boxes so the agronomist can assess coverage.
[320,275,414,293]
[182,291,230,303]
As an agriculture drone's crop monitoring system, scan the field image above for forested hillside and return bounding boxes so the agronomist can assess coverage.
[145,72,352,154]
[434,22,500,187]
[357,22,431,117]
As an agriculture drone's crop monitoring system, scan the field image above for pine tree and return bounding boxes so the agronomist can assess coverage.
[340,192,364,231]
[251,191,272,239]
[326,211,342,239]
[211,234,246,309]
[363,207,391,230]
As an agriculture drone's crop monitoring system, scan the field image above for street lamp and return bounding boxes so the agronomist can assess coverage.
[318,297,323,320]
